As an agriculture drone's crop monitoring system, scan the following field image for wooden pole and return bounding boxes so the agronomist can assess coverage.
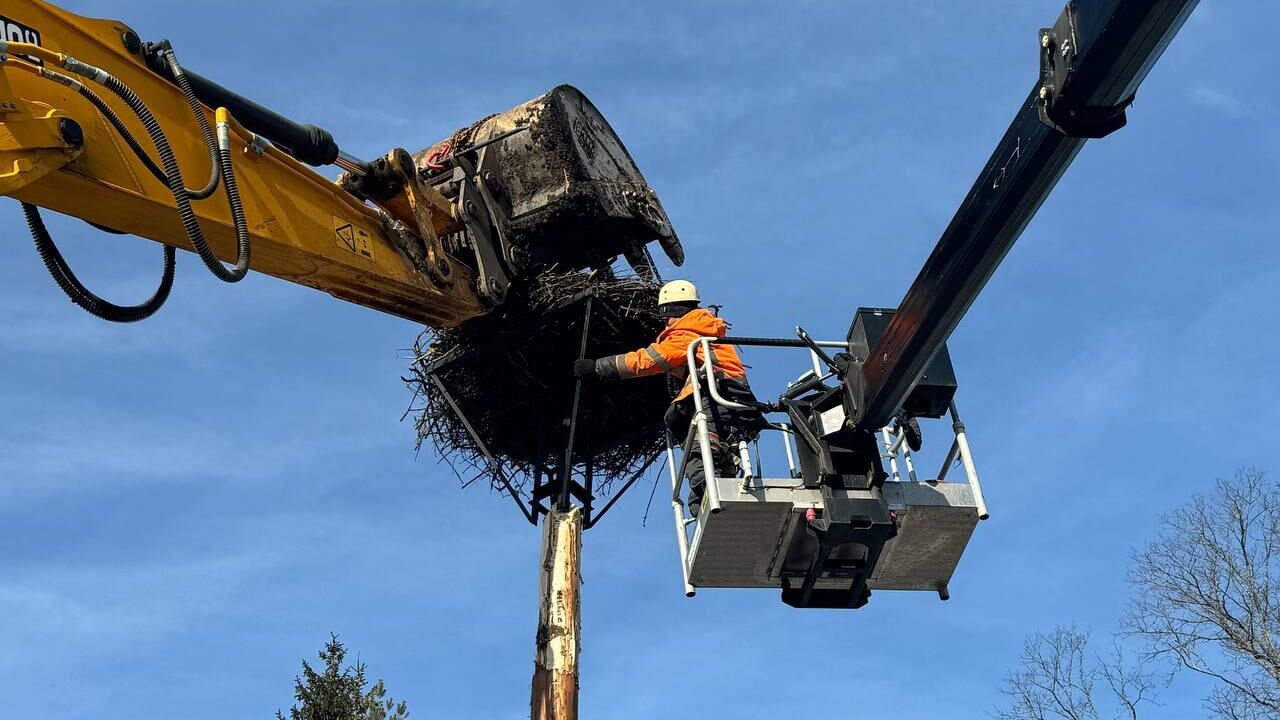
[530,507,582,720]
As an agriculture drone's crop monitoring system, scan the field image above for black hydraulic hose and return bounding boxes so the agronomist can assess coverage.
[217,127,251,280]
[19,48,253,323]
[24,203,175,323]
[161,49,221,200]
[17,66,177,320]
[68,81,208,195]
[35,64,217,199]
[164,48,251,278]
[96,69,248,282]
[69,81,162,179]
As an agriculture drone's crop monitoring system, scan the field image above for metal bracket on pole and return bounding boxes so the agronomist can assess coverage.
[583,450,663,530]
[428,373,536,524]
[558,293,594,512]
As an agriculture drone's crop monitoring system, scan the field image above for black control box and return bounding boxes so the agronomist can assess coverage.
[847,307,958,419]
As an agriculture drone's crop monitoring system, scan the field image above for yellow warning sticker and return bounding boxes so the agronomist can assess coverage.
[333,216,375,260]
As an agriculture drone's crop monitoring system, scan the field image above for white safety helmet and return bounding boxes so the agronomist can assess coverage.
[657,280,699,307]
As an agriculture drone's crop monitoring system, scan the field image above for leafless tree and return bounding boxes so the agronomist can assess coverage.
[996,626,1159,720]
[1124,468,1280,720]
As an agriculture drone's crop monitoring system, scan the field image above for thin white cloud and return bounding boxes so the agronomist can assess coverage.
[1188,85,1251,118]
[0,395,407,505]
[0,290,206,355]
[0,552,275,669]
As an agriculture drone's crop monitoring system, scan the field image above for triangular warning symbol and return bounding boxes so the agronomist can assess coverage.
[335,223,356,251]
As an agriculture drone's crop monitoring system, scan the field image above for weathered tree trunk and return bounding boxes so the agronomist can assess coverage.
[530,507,581,720]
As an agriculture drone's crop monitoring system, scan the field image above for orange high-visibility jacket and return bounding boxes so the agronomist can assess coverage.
[596,308,746,403]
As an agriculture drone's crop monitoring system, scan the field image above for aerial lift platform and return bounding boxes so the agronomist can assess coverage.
[669,310,986,609]
[665,0,1201,609]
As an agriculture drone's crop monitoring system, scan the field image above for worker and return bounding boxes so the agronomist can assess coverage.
[573,280,763,517]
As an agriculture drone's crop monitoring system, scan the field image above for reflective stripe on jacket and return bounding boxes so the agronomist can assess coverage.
[594,308,746,403]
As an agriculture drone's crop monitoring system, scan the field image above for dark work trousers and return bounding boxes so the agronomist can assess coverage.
[664,375,764,517]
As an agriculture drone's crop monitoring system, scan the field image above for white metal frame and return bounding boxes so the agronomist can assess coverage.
[668,336,990,596]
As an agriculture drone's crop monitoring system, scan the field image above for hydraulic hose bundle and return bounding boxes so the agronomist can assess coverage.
[22,201,175,323]
[153,46,250,282]
[3,40,253,322]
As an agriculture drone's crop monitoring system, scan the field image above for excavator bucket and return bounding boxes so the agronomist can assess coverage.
[414,85,683,276]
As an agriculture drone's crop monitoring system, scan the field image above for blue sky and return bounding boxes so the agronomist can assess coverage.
[2,1,1276,717]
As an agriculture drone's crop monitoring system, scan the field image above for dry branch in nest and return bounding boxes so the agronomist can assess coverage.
[406,271,672,504]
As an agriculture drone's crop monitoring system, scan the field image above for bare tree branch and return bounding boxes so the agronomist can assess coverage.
[1122,468,1280,719]
[997,627,1158,720]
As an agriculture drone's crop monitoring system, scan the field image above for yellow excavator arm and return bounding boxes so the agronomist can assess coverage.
[1,0,681,326]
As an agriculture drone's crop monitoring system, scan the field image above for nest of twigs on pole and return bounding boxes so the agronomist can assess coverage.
[406,271,672,505]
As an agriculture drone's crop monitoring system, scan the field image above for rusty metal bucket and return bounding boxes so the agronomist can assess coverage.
[414,85,683,275]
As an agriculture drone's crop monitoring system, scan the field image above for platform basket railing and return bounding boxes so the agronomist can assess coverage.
[667,335,989,597]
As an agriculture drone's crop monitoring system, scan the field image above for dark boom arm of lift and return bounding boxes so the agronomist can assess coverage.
[852,0,1201,431]
[752,0,1205,610]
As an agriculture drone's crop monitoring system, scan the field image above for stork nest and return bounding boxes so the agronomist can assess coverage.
[406,271,672,500]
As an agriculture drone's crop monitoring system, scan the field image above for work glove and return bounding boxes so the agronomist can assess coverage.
[572,359,598,378]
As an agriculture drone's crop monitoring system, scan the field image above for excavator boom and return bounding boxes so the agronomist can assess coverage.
[0,0,681,326]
